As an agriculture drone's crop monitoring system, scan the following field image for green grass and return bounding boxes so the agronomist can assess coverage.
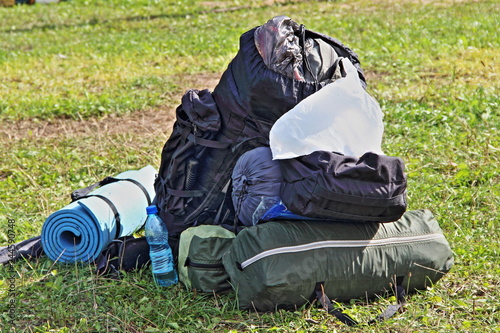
[1,0,499,332]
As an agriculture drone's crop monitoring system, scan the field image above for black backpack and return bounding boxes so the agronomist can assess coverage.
[153,20,366,255]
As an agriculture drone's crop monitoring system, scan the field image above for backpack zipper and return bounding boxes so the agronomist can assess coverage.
[185,257,224,269]
[240,233,445,270]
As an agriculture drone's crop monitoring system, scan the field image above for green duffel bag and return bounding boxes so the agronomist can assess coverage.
[222,209,454,313]
[178,225,235,293]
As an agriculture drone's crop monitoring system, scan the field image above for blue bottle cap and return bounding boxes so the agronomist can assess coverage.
[146,205,158,215]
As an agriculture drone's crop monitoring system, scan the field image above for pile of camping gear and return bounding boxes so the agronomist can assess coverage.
[0,16,453,326]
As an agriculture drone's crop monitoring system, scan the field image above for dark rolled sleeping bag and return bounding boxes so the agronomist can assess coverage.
[231,147,283,226]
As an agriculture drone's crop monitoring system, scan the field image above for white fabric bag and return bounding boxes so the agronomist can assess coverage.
[270,58,384,159]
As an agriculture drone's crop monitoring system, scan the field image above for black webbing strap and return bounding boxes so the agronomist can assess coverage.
[76,194,122,239]
[213,180,233,225]
[314,283,358,326]
[71,176,152,206]
[122,178,152,206]
[187,133,231,149]
[166,187,205,198]
[70,176,152,239]
[310,205,403,222]
[368,276,407,324]
[315,277,406,326]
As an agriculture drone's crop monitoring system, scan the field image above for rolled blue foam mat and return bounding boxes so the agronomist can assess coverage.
[41,165,156,263]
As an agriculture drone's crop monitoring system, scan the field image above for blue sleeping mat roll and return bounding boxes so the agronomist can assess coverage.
[41,165,156,263]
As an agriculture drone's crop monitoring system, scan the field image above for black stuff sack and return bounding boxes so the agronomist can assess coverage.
[279,151,407,222]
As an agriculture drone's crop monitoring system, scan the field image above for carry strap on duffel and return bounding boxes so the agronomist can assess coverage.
[222,209,453,316]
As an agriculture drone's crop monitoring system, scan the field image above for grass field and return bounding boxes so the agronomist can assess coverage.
[1,0,499,332]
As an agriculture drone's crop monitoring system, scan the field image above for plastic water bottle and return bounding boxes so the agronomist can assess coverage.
[144,205,178,287]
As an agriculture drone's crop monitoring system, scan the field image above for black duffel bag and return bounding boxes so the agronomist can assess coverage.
[279,151,407,222]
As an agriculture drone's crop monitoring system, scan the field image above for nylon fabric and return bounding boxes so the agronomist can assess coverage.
[222,209,454,312]
[231,147,283,226]
[279,151,407,222]
[178,225,235,293]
